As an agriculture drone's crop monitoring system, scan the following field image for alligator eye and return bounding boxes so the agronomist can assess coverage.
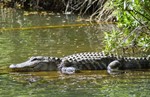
[31,57,38,61]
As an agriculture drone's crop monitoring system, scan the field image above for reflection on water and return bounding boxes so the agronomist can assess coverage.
[0,70,150,97]
[0,8,150,97]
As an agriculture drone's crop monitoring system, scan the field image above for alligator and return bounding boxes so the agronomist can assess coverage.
[9,52,150,74]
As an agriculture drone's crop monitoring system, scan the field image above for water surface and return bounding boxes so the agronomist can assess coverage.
[0,8,150,97]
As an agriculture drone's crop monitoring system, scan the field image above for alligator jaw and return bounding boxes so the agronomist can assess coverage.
[9,63,30,69]
[9,64,18,68]
[9,60,36,69]
[9,61,37,72]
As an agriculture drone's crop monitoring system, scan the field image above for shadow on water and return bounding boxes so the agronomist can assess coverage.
[0,8,150,97]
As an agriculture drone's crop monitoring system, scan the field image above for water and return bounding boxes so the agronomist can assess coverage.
[1,71,150,97]
[0,8,150,97]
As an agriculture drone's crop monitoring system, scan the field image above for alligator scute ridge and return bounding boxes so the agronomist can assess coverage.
[9,52,150,74]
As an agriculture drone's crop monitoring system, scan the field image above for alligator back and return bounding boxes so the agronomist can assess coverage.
[59,52,119,70]
[121,57,150,69]
[59,52,150,70]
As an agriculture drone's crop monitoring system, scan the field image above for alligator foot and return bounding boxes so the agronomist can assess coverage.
[107,60,124,74]
[61,67,79,74]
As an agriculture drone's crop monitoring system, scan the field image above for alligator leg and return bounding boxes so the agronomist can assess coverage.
[107,60,123,74]
[61,67,77,74]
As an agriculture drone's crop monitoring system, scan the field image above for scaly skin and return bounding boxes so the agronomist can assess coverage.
[9,52,150,74]
[59,52,150,74]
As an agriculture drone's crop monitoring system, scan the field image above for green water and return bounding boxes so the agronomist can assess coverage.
[1,71,150,97]
[0,8,150,97]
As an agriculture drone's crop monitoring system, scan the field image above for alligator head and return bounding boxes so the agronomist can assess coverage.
[9,56,61,71]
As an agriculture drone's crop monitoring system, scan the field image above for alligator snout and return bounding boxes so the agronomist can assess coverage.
[9,64,16,68]
[9,63,28,68]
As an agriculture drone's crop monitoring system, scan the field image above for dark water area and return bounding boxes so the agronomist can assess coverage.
[0,8,150,97]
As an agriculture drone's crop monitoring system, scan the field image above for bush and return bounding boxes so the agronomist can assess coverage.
[103,0,150,53]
